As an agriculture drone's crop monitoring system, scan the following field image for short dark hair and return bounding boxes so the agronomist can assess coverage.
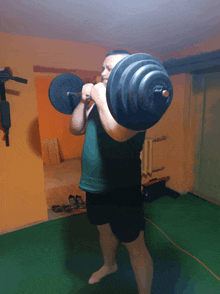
[106,50,131,57]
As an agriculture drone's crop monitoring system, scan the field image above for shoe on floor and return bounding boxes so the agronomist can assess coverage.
[62,205,73,213]
[52,205,64,213]
[68,195,79,209]
[52,205,73,213]
[76,195,86,209]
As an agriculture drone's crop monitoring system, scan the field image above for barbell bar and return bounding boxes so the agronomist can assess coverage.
[67,89,169,98]
[48,53,173,130]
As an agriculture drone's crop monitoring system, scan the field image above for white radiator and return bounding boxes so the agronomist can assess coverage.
[140,136,166,175]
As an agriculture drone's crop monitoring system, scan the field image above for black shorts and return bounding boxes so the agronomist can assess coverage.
[86,186,145,243]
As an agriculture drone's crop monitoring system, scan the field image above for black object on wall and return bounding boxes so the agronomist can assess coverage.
[0,68,28,146]
[162,49,220,76]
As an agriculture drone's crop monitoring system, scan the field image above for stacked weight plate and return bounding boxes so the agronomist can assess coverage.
[106,53,173,131]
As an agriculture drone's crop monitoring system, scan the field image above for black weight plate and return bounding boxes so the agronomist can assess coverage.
[118,60,166,114]
[121,63,167,117]
[120,68,171,131]
[106,53,160,129]
[49,73,85,115]
[128,64,169,116]
[113,61,157,126]
[138,70,173,119]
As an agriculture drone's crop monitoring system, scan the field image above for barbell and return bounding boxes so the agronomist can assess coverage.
[48,53,173,131]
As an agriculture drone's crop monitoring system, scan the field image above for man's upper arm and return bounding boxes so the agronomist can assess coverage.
[116,128,146,142]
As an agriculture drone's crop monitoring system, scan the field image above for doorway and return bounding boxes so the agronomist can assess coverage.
[34,74,86,220]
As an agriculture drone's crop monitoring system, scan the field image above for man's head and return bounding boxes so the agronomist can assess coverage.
[101,50,131,87]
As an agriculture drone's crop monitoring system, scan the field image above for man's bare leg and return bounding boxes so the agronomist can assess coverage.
[88,224,119,284]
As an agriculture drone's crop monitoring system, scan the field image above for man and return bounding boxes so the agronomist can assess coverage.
[69,50,153,294]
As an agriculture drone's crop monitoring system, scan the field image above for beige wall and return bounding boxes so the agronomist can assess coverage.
[142,73,194,194]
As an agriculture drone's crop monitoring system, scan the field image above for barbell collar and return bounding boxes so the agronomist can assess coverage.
[153,88,170,98]
[162,90,170,97]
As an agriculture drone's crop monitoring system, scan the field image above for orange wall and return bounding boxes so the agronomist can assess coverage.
[0,32,142,235]
[0,31,220,235]
[0,41,48,235]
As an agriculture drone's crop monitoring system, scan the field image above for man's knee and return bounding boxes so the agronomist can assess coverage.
[97,223,114,236]
[122,231,145,252]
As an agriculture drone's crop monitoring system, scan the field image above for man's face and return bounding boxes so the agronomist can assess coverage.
[101,55,127,88]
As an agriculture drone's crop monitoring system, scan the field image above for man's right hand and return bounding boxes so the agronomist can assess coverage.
[81,83,94,102]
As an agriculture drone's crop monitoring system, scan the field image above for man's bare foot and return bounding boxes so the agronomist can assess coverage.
[88,264,118,284]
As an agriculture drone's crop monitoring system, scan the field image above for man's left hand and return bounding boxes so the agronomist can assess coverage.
[90,82,107,107]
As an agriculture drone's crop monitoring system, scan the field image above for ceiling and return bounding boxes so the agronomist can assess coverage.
[1,0,220,57]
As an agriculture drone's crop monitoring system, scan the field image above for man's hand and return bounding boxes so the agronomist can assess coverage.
[81,83,94,102]
[90,83,106,107]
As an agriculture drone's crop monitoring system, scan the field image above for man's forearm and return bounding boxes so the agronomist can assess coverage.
[69,99,88,134]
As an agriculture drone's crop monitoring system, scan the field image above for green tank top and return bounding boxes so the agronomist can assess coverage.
[79,104,146,193]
